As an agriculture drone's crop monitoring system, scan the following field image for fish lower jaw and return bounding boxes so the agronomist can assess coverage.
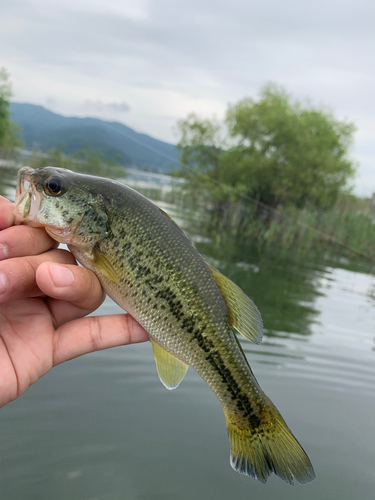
[14,190,45,225]
[45,226,74,244]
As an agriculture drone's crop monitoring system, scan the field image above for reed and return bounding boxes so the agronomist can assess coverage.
[139,184,375,260]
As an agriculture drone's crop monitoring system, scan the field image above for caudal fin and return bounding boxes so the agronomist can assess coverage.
[224,407,315,485]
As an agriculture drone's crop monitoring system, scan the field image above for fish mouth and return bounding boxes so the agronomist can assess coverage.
[14,167,74,243]
[14,167,45,227]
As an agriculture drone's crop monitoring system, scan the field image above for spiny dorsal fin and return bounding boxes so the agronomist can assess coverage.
[93,247,119,283]
[206,263,263,344]
[151,339,189,390]
[156,205,193,241]
[157,206,183,232]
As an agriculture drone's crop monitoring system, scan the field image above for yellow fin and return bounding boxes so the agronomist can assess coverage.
[207,263,263,344]
[151,339,189,390]
[93,247,118,283]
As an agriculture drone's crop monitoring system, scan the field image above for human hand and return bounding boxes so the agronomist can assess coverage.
[0,195,149,408]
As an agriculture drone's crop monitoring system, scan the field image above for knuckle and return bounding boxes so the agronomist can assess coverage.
[3,257,39,298]
[56,249,77,265]
[20,258,39,289]
[77,268,105,305]
[26,228,40,255]
[88,316,104,351]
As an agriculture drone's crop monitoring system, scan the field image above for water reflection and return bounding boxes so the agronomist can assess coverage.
[195,234,323,339]
[2,164,375,500]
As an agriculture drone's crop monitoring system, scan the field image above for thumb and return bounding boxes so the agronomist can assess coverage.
[36,262,106,326]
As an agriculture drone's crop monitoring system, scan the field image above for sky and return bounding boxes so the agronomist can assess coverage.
[1,0,374,195]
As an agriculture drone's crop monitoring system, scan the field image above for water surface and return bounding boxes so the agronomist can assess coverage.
[1,166,374,499]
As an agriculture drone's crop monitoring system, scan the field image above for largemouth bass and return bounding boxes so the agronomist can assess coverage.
[14,166,315,485]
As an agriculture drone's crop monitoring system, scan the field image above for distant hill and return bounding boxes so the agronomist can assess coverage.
[10,103,180,172]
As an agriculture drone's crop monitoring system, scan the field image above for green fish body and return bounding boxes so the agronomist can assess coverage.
[14,167,315,484]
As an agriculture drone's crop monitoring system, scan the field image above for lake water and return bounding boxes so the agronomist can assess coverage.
[1,166,375,499]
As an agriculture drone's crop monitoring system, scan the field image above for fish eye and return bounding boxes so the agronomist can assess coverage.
[43,176,65,197]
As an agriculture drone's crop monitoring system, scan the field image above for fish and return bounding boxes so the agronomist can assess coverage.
[14,166,315,485]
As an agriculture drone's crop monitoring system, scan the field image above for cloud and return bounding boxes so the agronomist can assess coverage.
[83,100,131,114]
[1,0,375,192]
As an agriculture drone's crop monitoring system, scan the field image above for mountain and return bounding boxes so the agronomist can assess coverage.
[9,103,180,172]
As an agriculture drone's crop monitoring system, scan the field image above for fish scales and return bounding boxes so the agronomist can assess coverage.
[82,184,266,425]
[14,166,315,485]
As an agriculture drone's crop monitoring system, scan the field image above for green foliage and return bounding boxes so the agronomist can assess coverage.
[0,68,12,144]
[0,68,22,156]
[176,84,356,210]
[198,196,375,260]
[141,178,375,261]
[28,147,126,178]
[176,113,222,172]
[174,113,226,206]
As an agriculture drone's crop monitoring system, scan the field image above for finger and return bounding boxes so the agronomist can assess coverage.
[0,249,76,304]
[53,313,149,366]
[0,196,16,230]
[36,263,106,327]
[0,225,58,261]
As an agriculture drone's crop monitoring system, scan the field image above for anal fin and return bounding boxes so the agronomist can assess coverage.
[151,339,189,390]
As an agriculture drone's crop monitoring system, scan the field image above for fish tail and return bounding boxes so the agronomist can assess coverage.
[224,405,315,485]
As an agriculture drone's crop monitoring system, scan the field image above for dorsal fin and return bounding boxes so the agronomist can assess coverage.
[157,206,184,233]
[151,339,189,390]
[206,263,263,344]
[156,205,194,244]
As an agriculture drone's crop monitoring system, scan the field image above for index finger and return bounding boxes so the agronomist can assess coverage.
[53,313,149,366]
[0,225,58,261]
[0,196,16,230]
[0,196,58,260]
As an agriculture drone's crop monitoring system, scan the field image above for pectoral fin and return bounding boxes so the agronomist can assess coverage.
[93,247,119,283]
[207,263,263,344]
[151,339,189,390]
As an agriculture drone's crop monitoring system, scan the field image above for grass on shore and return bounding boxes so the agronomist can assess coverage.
[135,184,375,261]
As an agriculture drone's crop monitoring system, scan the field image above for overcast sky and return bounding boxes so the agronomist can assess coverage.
[1,0,374,195]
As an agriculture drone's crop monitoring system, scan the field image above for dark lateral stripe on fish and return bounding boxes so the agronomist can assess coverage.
[204,347,261,428]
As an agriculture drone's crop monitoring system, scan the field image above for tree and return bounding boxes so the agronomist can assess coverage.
[28,147,125,178]
[0,68,22,156]
[174,113,228,206]
[176,84,356,211]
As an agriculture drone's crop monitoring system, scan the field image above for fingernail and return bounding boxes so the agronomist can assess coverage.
[49,264,74,287]
[0,244,8,261]
[0,273,7,293]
